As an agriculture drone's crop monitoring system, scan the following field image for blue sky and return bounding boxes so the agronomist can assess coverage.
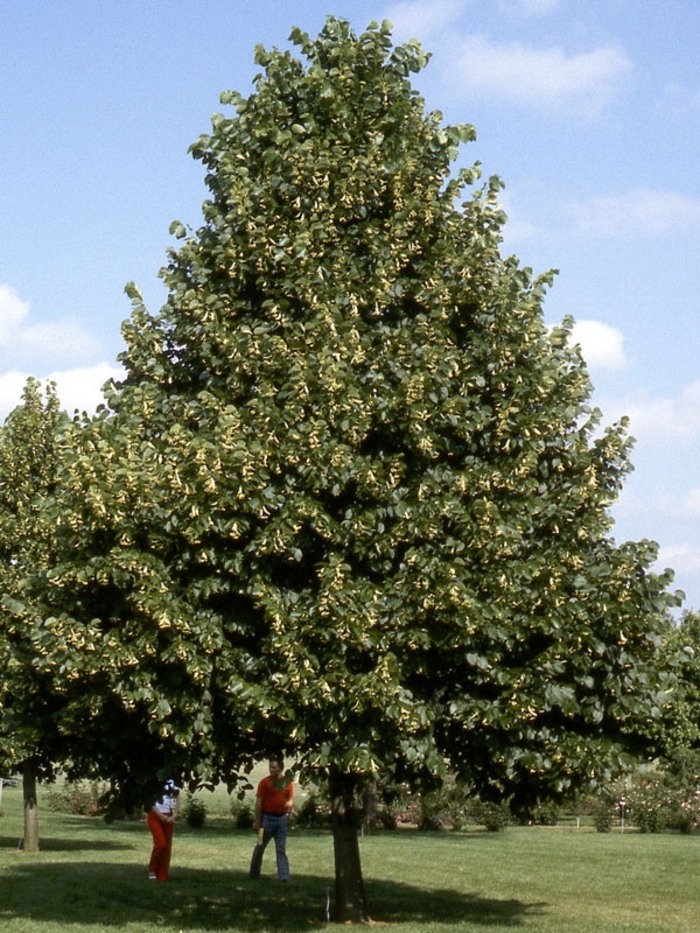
[1,0,698,613]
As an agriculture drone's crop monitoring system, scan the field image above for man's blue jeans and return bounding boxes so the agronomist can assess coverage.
[249,813,290,880]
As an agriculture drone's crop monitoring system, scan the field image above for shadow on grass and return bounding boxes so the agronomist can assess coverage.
[0,860,545,930]
[0,834,136,852]
[0,816,252,849]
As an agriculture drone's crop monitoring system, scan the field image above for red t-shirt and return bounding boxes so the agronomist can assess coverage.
[257,775,293,815]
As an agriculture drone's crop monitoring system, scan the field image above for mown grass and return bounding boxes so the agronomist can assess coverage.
[1,783,699,932]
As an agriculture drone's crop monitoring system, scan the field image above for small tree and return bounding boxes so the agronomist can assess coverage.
[0,380,69,851]
[665,610,700,753]
[28,19,680,920]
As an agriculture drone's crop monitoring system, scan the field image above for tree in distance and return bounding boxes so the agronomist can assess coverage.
[29,18,681,921]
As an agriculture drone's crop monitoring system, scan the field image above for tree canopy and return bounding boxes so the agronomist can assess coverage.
[19,17,681,918]
[0,380,70,849]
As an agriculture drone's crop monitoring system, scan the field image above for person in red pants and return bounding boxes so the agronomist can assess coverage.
[148,779,181,881]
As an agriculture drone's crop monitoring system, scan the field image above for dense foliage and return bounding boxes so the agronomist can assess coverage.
[4,17,682,917]
[0,380,72,849]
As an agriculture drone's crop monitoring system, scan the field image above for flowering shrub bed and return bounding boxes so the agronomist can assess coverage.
[588,752,700,834]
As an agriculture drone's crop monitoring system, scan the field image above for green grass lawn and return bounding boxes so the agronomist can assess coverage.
[1,784,699,932]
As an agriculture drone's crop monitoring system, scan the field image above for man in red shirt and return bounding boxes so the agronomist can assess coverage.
[249,758,294,881]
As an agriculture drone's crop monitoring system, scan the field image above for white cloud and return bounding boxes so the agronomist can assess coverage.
[571,188,700,238]
[384,0,467,42]
[0,362,124,423]
[611,489,700,611]
[50,363,125,415]
[384,3,630,116]
[501,0,561,15]
[0,284,28,339]
[0,371,31,420]
[619,380,700,446]
[619,487,700,526]
[655,543,699,613]
[0,283,101,364]
[656,543,700,586]
[570,319,627,372]
[448,34,631,116]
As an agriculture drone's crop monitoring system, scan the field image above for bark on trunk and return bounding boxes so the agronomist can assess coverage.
[329,767,370,923]
[362,779,378,836]
[22,757,40,852]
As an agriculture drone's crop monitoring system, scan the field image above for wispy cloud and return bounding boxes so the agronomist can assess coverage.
[626,379,700,444]
[501,0,561,16]
[657,81,700,119]
[0,362,124,423]
[619,487,700,526]
[384,0,468,42]
[571,188,700,238]
[448,34,631,116]
[385,2,630,116]
[0,284,101,365]
[612,487,700,608]
[657,542,700,580]
[604,379,700,448]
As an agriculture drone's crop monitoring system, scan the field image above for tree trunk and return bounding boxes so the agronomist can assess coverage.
[362,779,378,836]
[22,757,40,852]
[329,767,370,923]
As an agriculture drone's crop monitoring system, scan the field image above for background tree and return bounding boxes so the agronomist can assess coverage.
[656,609,700,758]
[29,18,680,920]
[0,379,70,851]
[25,396,255,814]
[0,381,215,840]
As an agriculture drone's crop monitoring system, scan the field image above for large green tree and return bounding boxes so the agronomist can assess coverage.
[30,19,679,920]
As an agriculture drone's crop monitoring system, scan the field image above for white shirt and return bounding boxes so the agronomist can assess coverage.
[154,793,178,816]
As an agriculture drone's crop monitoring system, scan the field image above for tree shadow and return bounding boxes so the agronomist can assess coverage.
[0,861,545,930]
[0,834,135,852]
[0,816,247,852]
[0,814,142,852]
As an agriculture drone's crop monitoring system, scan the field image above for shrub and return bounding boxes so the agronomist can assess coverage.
[295,792,332,828]
[577,788,620,833]
[661,750,700,834]
[408,779,474,831]
[627,777,672,833]
[376,804,399,829]
[674,794,700,834]
[470,800,510,832]
[585,761,700,835]
[592,801,614,833]
[181,793,207,828]
[417,790,448,830]
[47,780,109,816]
[529,803,560,826]
[231,800,255,829]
